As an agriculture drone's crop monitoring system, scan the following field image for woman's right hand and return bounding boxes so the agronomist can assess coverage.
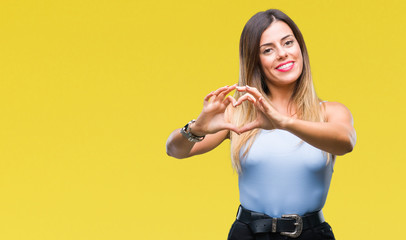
[190,84,239,136]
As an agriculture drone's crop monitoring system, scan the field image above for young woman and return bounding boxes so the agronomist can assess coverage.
[166,9,356,240]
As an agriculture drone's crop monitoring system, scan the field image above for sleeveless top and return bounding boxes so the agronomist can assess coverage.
[238,129,334,218]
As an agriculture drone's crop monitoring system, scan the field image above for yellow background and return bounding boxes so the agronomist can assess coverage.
[1,0,405,239]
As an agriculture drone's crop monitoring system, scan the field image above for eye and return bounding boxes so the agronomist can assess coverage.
[262,48,273,54]
[285,40,294,46]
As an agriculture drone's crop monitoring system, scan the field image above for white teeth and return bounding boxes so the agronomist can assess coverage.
[277,62,293,69]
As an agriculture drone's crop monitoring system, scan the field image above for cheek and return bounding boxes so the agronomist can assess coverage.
[296,56,303,69]
[294,51,304,72]
[298,56,304,73]
[259,57,274,72]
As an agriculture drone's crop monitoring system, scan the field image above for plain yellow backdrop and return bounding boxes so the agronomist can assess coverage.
[1,0,405,239]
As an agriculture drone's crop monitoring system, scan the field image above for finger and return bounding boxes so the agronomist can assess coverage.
[220,122,241,135]
[254,97,267,112]
[223,95,237,106]
[236,85,247,93]
[217,84,237,100]
[244,85,263,99]
[236,85,263,100]
[238,120,261,134]
[204,92,215,103]
[257,97,277,115]
[234,93,256,107]
[205,84,237,102]
[212,85,229,96]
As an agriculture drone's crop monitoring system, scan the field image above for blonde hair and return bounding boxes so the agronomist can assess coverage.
[230,9,328,173]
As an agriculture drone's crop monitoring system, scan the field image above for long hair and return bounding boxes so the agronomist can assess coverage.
[230,9,327,173]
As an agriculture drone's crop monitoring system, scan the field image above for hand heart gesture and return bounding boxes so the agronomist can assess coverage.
[192,85,290,136]
[233,85,291,133]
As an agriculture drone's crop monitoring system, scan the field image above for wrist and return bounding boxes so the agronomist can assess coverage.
[189,121,206,136]
[280,116,295,130]
[180,120,206,142]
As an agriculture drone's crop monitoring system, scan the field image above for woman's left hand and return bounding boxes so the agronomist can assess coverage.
[234,85,291,133]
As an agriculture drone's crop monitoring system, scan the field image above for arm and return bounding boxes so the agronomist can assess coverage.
[166,129,229,159]
[283,101,356,155]
[234,86,356,156]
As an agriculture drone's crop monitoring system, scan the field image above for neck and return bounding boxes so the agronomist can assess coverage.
[267,84,296,116]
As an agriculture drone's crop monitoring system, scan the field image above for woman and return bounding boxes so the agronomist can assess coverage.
[166,9,356,240]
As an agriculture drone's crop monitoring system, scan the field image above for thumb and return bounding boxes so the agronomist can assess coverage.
[238,120,261,134]
[220,122,240,135]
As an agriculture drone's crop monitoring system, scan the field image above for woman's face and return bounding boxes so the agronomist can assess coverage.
[259,21,303,89]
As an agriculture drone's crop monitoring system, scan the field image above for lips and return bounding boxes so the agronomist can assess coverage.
[276,61,294,72]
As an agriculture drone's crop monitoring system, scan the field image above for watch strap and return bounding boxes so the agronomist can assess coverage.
[180,120,205,142]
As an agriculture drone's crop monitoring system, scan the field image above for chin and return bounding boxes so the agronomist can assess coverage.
[271,73,301,84]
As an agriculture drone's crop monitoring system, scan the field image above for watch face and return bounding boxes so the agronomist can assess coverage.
[185,124,190,132]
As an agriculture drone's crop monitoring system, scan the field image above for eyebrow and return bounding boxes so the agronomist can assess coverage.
[259,34,294,48]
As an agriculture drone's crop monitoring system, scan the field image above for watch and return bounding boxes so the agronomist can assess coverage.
[180,120,205,142]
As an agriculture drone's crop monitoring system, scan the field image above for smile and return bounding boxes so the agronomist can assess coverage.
[276,61,294,72]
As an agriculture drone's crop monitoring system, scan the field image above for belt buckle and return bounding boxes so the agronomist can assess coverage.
[280,214,303,238]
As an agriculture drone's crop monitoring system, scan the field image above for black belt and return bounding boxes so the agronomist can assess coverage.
[236,205,325,239]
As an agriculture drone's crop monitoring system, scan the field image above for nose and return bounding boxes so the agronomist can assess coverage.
[276,47,288,59]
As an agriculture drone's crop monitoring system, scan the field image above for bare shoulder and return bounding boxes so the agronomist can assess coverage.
[322,101,354,124]
[323,101,351,112]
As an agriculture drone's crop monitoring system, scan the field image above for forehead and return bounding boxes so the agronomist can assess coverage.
[260,21,294,45]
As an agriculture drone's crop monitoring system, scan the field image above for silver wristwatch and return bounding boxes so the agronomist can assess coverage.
[180,120,205,142]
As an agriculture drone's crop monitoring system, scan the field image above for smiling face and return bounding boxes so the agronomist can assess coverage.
[259,20,303,89]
